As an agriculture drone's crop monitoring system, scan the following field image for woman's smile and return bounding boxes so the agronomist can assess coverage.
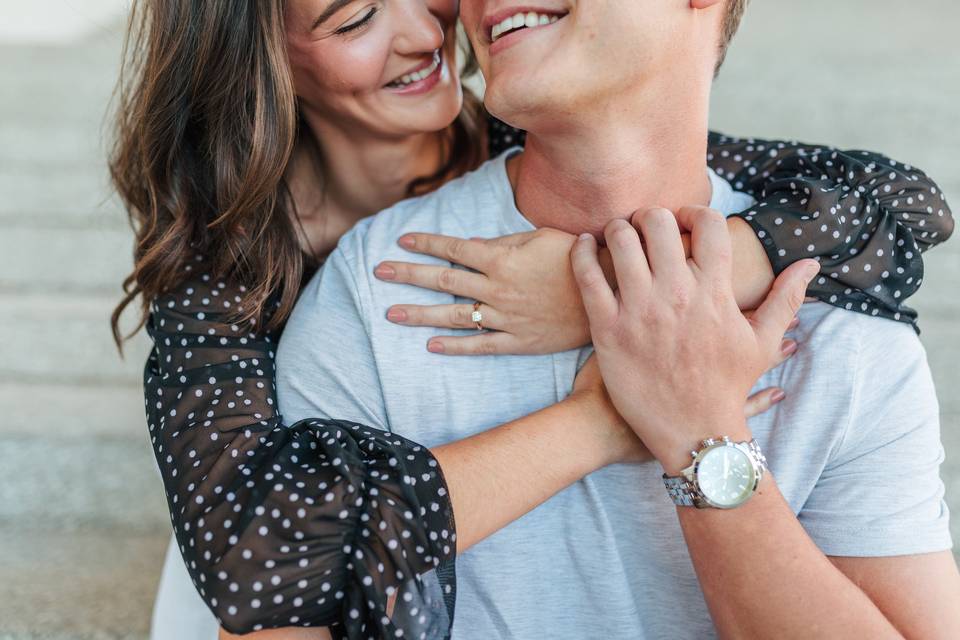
[384,49,445,94]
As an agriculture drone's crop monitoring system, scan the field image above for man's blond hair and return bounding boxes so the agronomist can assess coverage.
[716,0,748,75]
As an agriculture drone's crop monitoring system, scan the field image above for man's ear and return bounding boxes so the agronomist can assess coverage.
[690,0,723,8]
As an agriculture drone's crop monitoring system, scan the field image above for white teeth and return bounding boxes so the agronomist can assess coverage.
[491,11,563,43]
[388,51,441,88]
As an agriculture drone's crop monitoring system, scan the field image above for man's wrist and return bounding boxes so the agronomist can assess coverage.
[656,418,753,477]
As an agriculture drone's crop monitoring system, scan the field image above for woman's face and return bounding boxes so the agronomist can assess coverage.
[285,0,463,139]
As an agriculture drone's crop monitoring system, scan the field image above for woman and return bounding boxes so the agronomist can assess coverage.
[108,1,953,639]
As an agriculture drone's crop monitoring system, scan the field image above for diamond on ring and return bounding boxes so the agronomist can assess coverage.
[472,301,484,330]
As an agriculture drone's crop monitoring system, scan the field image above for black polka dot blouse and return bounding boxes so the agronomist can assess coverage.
[143,117,954,640]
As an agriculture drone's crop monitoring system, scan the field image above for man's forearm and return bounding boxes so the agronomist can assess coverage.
[676,471,902,638]
[431,394,625,555]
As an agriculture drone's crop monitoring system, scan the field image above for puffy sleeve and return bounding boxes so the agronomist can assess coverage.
[707,132,954,329]
[144,257,456,639]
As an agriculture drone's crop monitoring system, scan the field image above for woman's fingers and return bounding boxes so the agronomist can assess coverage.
[397,233,495,271]
[374,262,489,300]
[386,303,503,330]
[744,387,786,419]
[426,331,517,356]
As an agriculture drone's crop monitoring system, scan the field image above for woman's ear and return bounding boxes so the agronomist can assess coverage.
[690,0,723,8]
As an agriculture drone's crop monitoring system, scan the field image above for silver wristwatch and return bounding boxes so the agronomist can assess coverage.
[662,436,767,509]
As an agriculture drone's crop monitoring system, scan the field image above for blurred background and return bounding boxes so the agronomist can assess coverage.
[0,1,957,638]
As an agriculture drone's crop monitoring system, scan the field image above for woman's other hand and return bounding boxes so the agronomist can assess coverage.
[573,338,797,467]
[373,228,593,355]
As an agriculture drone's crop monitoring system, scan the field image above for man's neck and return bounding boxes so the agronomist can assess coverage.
[509,87,713,237]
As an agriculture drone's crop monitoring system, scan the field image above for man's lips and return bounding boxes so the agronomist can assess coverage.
[482,6,568,43]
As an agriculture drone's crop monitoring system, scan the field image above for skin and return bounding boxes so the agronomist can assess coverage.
[456,0,960,637]
[221,0,790,636]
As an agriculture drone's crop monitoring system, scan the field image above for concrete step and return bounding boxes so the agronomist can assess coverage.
[0,226,134,294]
[0,432,168,533]
[0,382,145,438]
[0,293,150,384]
[0,527,167,640]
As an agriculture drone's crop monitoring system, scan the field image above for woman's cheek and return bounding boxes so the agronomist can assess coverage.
[430,0,459,24]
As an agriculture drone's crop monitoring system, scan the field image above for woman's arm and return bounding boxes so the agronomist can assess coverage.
[372,134,953,355]
[707,131,954,326]
[145,269,649,638]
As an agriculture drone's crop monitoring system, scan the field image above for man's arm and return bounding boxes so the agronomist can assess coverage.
[570,206,959,639]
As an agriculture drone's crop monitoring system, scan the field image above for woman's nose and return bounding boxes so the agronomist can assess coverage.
[393,0,446,56]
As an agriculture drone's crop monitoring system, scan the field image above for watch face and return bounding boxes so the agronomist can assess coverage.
[696,444,756,507]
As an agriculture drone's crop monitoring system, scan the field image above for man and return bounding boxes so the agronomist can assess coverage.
[277,0,960,637]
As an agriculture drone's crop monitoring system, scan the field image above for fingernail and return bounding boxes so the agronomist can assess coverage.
[804,260,820,279]
[374,264,396,280]
[579,233,593,242]
[771,389,786,403]
[399,235,416,249]
[788,317,800,330]
[427,340,445,353]
[781,338,798,356]
[386,308,407,322]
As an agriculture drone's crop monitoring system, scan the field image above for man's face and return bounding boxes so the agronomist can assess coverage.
[460,0,720,131]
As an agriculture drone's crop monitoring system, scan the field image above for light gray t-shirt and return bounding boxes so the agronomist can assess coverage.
[276,149,953,639]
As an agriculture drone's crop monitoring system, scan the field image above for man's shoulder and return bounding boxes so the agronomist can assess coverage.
[792,303,927,393]
[335,157,506,266]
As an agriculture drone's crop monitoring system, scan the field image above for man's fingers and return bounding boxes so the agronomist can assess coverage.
[630,208,687,280]
[745,387,786,419]
[751,259,820,353]
[673,206,732,278]
[603,219,651,309]
[571,232,619,328]
[397,233,494,271]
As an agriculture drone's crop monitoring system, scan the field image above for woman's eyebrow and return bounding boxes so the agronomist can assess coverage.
[311,0,355,30]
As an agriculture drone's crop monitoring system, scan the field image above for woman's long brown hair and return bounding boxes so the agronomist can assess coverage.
[109,0,486,348]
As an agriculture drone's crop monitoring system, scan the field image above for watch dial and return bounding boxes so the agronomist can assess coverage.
[696,445,756,507]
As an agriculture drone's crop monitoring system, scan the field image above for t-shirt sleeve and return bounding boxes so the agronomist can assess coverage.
[275,242,388,430]
[797,319,954,557]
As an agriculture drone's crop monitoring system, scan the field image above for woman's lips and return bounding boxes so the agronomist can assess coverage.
[384,50,443,95]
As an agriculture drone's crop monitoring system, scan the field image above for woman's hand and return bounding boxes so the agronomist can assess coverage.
[373,228,592,355]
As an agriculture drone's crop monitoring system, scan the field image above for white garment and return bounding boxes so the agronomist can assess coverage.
[151,534,219,640]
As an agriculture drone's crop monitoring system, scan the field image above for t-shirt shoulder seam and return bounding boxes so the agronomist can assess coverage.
[827,312,866,465]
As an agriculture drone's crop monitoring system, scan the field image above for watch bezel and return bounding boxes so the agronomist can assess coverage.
[685,438,765,509]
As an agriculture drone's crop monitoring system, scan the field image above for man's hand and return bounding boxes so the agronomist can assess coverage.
[569,206,819,475]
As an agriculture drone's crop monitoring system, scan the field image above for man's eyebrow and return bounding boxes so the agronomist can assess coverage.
[311,0,354,30]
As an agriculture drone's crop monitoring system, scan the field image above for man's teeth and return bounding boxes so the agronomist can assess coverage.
[389,52,441,88]
[491,11,560,43]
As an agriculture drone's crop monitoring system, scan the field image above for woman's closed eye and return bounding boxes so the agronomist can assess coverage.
[335,6,378,35]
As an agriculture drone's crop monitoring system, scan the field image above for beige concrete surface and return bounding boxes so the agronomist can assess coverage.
[1,1,957,638]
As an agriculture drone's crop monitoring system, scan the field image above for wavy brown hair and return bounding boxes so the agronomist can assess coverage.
[109,0,487,347]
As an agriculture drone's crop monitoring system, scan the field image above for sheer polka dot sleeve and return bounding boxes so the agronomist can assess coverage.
[707,132,954,328]
[486,118,954,328]
[144,263,456,639]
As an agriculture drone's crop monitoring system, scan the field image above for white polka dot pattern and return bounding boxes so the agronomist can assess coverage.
[144,269,456,639]
[489,120,954,330]
[142,117,953,639]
